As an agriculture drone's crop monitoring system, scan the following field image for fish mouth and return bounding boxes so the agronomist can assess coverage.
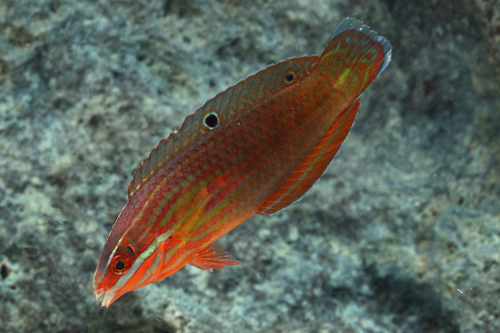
[94,288,117,307]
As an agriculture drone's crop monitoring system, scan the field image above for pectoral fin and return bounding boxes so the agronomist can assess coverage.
[189,243,241,272]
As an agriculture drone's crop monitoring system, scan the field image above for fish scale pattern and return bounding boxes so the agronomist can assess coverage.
[128,56,319,199]
[133,95,312,243]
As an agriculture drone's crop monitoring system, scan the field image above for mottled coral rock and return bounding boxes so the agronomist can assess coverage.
[0,0,499,332]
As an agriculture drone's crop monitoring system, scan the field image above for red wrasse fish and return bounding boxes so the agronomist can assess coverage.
[94,17,392,307]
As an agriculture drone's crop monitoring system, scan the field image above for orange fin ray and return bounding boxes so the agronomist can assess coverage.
[257,99,361,215]
[128,56,319,199]
[189,243,242,272]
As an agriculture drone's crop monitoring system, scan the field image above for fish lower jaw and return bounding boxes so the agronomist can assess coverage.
[101,291,117,307]
[94,289,117,307]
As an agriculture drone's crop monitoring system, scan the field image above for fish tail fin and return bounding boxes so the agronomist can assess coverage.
[317,17,392,95]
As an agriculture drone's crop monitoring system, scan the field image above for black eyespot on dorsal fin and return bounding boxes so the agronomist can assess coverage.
[203,112,219,129]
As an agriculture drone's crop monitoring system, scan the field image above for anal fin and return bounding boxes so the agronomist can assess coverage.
[257,99,361,215]
[189,243,241,272]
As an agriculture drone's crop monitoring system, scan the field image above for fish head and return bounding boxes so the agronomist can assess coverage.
[93,196,177,307]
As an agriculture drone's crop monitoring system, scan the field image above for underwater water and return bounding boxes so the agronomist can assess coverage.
[1,0,500,332]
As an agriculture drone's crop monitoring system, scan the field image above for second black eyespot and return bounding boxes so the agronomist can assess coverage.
[285,71,295,84]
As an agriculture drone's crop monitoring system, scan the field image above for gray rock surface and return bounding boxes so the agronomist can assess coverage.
[1,0,499,332]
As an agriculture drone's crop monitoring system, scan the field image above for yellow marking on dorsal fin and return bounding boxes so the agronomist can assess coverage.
[333,68,352,89]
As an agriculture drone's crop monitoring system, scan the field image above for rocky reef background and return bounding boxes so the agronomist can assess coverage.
[1,0,499,332]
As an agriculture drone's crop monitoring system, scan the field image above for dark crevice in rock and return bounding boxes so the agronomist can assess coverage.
[366,265,459,332]
[0,263,10,280]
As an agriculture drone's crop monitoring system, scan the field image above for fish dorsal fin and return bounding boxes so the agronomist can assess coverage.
[327,17,392,78]
[128,55,320,199]
[189,242,241,272]
[257,99,361,215]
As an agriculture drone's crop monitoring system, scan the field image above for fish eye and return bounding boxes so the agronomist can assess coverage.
[284,71,295,84]
[110,254,131,275]
[115,261,125,271]
[203,112,219,129]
